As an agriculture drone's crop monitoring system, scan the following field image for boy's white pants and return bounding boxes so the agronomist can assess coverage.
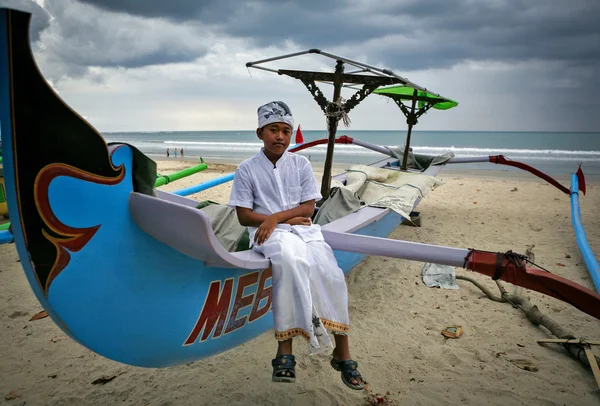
[252,226,350,354]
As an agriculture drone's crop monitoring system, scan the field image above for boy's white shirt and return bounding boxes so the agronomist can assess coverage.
[230,149,349,351]
[229,149,323,247]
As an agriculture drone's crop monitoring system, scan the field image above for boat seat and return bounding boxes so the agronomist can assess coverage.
[320,206,390,233]
[129,192,270,270]
[155,189,392,235]
[155,189,200,208]
[131,190,396,269]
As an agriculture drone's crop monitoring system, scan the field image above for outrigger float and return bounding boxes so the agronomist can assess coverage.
[1,8,598,368]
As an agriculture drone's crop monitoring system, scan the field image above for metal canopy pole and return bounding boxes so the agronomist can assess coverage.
[245,50,313,67]
[387,90,437,171]
[320,60,345,201]
[273,73,399,200]
[401,89,418,171]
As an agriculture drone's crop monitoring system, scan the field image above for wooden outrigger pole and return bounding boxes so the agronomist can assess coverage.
[246,49,452,200]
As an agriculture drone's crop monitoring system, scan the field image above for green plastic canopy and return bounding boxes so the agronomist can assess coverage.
[373,85,458,110]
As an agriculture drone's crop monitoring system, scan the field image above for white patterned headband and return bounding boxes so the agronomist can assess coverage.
[257,101,294,129]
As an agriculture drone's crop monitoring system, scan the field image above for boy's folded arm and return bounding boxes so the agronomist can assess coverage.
[235,200,315,227]
[275,200,315,223]
[235,207,269,227]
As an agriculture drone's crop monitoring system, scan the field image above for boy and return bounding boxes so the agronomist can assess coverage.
[229,101,365,390]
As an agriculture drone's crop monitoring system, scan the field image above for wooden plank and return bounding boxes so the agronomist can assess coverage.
[584,345,600,389]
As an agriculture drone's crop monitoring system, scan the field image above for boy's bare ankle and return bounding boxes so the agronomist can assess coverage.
[333,346,351,361]
[276,339,293,357]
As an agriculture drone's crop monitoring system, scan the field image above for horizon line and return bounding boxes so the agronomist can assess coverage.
[98,129,600,134]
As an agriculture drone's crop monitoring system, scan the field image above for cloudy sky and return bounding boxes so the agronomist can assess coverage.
[3,0,600,132]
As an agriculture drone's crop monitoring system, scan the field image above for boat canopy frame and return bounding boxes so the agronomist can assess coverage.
[373,85,458,170]
[246,49,452,200]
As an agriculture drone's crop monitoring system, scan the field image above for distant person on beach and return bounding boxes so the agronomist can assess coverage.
[174,148,178,158]
[166,148,170,158]
[180,148,184,158]
[229,101,365,390]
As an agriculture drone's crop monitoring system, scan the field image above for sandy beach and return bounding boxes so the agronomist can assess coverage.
[1,158,600,406]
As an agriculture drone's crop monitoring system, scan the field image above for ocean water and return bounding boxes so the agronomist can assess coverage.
[102,130,600,175]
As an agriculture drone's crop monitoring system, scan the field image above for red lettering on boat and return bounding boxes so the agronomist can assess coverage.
[224,271,259,334]
[249,268,273,322]
[183,278,234,345]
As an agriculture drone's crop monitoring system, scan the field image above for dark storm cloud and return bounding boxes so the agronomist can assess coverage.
[45,0,210,69]
[77,0,600,71]
[77,0,344,21]
[361,0,600,70]
[74,0,214,20]
[78,0,392,47]
[1,0,50,41]
[9,0,211,80]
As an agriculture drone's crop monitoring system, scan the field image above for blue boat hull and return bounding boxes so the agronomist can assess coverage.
[0,8,407,367]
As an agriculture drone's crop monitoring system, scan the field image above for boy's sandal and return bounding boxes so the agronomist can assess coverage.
[271,354,296,383]
[330,358,366,390]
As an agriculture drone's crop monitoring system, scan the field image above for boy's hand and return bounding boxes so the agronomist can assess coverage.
[284,216,312,226]
[254,215,279,245]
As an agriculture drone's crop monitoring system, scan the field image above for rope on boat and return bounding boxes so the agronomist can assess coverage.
[326,97,351,127]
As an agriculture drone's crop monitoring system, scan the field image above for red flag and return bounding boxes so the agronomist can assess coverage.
[295,125,304,144]
[576,164,586,195]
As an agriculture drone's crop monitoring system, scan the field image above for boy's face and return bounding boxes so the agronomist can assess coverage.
[257,122,293,157]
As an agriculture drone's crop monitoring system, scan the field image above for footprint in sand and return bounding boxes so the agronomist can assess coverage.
[8,311,28,319]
